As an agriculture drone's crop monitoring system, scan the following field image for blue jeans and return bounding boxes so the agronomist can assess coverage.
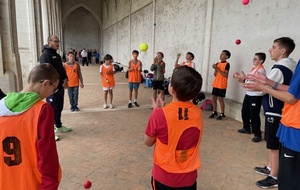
[67,86,79,109]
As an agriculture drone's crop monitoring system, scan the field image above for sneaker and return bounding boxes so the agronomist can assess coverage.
[254,166,271,176]
[109,104,114,109]
[55,135,60,141]
[74,107,80,111]
[70,108,75,112]
[237,128,251,134]
[55,126,72,133]
[216,115,226,120]
[103,104,108,109]
[134,102,140,107]
[128,103,132,108]
[255,176,278,188]
[209,112,218,118]
[252,136,262,142]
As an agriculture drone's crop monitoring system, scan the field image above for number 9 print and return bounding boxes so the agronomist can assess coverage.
[2,137,22,166]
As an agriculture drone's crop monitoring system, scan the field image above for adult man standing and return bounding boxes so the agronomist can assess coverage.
[81,49,88,66]
[40,35,72,141]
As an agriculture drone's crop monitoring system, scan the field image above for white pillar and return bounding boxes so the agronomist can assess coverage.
[0,0,22,92]
[15,0,44,86]
[202,0,214,91]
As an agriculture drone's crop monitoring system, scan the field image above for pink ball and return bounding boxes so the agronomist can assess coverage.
[242,0,250,5]
[235,39,241,45]
[84,180,92,189]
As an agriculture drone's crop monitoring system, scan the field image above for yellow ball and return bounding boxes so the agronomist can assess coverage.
[140,43,148,52]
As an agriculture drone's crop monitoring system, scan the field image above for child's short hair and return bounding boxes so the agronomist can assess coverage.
[187,52,194,60]
[171,66,203,102]
[222,50,231,59]
[67,51,75,56]
[104,54,113,61]
[255,52,266,64]
[274,37,295,56]
[157,52,164,58]
[132,50,139,55]
[28,64,60,83]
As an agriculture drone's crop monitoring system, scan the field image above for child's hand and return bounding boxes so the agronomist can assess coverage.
[212,63,217,69]
[80,83,84,88]
[151,96,165,110]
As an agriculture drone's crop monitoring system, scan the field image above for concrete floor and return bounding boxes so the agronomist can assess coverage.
[56,64,272,190]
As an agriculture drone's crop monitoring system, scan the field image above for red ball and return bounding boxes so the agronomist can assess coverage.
[242,0,249,5]
[84,180,92,189]
[235,39,241,45]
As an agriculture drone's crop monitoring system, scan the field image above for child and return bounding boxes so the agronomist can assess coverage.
[150,52,166,102]
[100,54,116,109]
[145,66,203,189]
[127,50,142,108]
[174,52,196,69]
[209,50,231,120]
[245,61,300,190]
[243,37,296,189]
[233,52,266,142]
[0,64,61,189]
[64,51,84,112]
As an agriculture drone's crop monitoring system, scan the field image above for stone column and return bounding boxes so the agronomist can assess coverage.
[201,0,214,92]
[0,0,22,92]
[41,0,62,54]
[15,0,44,86]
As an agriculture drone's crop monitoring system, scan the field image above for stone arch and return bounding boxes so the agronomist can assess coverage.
[61,3,102,54]
[62,3,102,28]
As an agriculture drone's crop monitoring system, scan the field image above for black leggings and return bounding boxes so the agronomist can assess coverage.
[151,177,196,190]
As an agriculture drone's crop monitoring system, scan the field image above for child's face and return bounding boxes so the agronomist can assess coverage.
[269,42,283,62]
[40,80,59,99]
[67,54,75,62]
[105,59,113,65]
[156,53,163,60]
[252,55,263,66]
[132,53,139,59]
[186,54,192,61]
[219,52,228,61]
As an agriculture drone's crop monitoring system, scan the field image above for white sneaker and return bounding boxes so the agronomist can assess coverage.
[55,135,60,141]
[109,104,114,109]
[55,126,72,133]
[103,104,108,109]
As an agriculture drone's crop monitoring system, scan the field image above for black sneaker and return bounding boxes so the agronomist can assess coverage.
[252,136,262,142]
[134,102,140,107]
[255,176,278,188]
[75,107,80,111]
[128,103,132,108]
[216,114,226,120]
[254,166,270,176]
[237,128,251,134]
[209,112,217,119]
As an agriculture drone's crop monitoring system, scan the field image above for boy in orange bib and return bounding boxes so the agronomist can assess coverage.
[0,64,62,189]
[64,51,84,112]
[145,66,203,189]
[127,50,142,108]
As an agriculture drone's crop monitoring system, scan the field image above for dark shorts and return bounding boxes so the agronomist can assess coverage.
[264,115,281,149]
[211,88,226,97]
[152,80,164,90]
[151,177,196,190]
